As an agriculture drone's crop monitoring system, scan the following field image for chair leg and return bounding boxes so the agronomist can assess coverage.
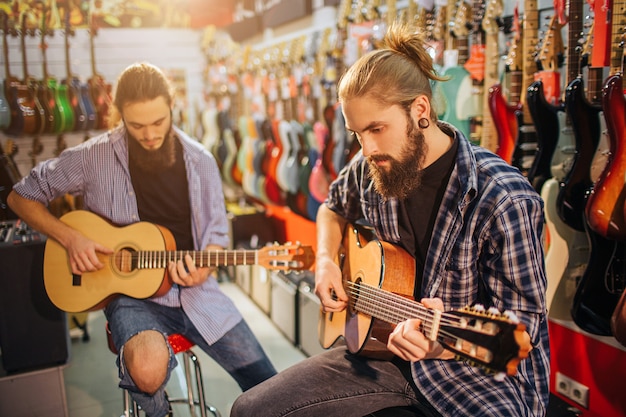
[122,388,141,417]
[168,350,221,417]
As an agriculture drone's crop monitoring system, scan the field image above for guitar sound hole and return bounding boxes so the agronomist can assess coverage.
[113,248,137,273]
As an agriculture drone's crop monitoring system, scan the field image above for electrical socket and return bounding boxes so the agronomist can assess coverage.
[555,372,589,409]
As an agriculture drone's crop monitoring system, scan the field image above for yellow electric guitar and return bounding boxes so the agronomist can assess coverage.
[319,224,531,377]
[44,210,315,313]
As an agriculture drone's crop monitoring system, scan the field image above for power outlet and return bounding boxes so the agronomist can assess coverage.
[555,372,589,409]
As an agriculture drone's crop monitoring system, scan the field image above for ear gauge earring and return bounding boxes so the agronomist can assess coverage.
[418,118,430,129]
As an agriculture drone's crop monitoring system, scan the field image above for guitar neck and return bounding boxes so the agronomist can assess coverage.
[586,67,603,104]
[565,0,583,83]
[521,0,539,122]
[609,0,626,75]
[134,249,263,269]
[347,281,440,339]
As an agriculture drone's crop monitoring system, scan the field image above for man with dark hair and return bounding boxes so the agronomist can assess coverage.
[8,62,276,417]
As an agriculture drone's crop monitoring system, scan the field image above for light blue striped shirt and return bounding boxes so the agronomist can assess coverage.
[13,125,242,345]
[325,122,550,417]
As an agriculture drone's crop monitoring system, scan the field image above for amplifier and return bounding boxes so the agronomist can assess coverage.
[0,218,46,247]
[0,220,69,374]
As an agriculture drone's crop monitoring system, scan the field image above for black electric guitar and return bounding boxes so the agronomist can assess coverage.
[319,224,532,377]
[510,0,540,177]
[557,18,606,232]
[43,210,315,313]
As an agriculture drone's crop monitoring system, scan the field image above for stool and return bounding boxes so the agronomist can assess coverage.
[106,323,221,417]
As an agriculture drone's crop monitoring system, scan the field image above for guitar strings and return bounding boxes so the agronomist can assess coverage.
[343,280,467,341]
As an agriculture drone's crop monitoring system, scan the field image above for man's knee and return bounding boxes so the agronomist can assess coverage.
[124,330,169,394]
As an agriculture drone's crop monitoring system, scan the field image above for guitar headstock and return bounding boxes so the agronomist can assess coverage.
[451,1,470,39]
[437,304,531,378]
[481,0,503,35]
[535,14,564,72]
[257,242,315,271]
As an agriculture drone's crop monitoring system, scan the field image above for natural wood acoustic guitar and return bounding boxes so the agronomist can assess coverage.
[44,210,314,313]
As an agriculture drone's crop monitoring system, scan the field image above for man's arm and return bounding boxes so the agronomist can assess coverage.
[7,190,112,274]
[314,204,349,312]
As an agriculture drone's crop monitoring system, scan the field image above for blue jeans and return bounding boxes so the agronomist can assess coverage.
[230,346,443,417]
[105,296,276,417]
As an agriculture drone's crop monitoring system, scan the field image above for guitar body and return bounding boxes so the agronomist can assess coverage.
[526,80,561,192]
[439,66,473,140]
[541,178,589,316]
[88,75,112,130]
[319,224,416,358]
[79,82,98,131]
[6,82,38,136]
[570,227,624,336]
[488,83,519,164]
[265,119,286,205]
[52,80,74,133]
[35,79,57,134]
[275,119,294,194]
[63,77,88,131]
[586,75,626,240]
[0,79,10,130]
[558,77,602,232]
[44,210,174,313]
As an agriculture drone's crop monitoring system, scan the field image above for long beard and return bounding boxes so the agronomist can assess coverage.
[127,125,177,172]
[367,118,426,200]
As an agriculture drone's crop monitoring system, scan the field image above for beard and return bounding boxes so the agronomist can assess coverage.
[367,116,426,200]
[126,123,177,172]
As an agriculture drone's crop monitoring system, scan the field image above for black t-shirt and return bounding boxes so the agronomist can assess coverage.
[129,138,194,250]
[398,135,458,299]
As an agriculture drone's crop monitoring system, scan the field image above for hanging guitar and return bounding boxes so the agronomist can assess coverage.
[319,224,532,377]
[510,0,540,177]
[44,210,315,313]
[3,7,37,137]
[0,11,12,131]
[479,0,503,153]
[557,17,608,232]
[488,5,522,164]
[87,13,112,130]
[439,0,473,140]
[19,11,47,136]
[571,0,626,336]
[61,8,89,132]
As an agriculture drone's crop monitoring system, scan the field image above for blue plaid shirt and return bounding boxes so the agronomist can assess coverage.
[13,125,242,345]
[325,123,550,417]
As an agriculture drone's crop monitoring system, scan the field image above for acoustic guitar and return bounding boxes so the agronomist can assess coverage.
[43,210,315,313]
[319,224,531,377]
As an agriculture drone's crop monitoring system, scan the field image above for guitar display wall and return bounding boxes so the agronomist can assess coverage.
[2,0,626,415]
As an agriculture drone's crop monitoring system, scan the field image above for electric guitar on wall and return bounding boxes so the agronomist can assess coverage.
[43,210,315,313]
[510,0,540,177]
[488,8,522,164]
[526,13,566,192]
[319,224,531,377]
[557,17,607,233]
[571,0,626,336]
[479,0,502,153]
